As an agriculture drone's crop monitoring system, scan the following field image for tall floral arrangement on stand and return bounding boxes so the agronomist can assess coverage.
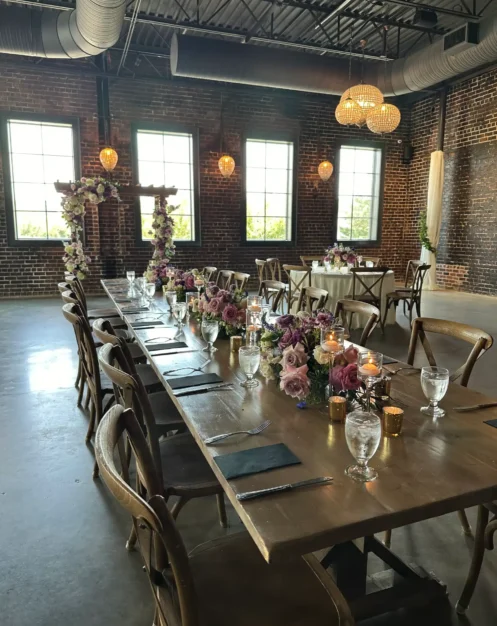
[324,243,357,268]
[61,177,120,279]
[144,199,177,287]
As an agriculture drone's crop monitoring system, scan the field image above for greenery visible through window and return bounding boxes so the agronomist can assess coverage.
[245,138,294,241]
[6,119,75,240]
[136,129,195,241]
[337,144,383,242]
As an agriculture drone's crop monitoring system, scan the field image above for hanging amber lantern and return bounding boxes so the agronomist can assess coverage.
[366,103,401,134]
[318,160,333,181]
[335,98,363,127]
[218,154,235,178]
[341,85,384,127]
[99,147,118,172]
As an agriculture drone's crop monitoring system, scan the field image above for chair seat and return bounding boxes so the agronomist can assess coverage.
[159,432,221,496]
[148,391,185,432]
[135,363,163,393]
[386,290,412,301]
[188,532,342,626]
[344,293,378,303]
[87,307,119,319]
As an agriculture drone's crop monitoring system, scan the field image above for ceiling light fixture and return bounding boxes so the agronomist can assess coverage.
[218,95,235,178]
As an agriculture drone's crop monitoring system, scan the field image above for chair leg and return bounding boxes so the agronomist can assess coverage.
[408,301,414,326]
[92,459,99,480]
[126,523,138,551]
[77,370,86,407]
[171,496,190,519]
[384,529,392,548]
[217,493,228,528]
[86,401,96,443]
[75,360,81,389]
[458,509,473,536]
[456,505,489,615]
[415,297,421,317]
[84,386,91,409]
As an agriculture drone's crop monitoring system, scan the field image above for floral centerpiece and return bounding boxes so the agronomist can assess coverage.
[260,311,362,405]
[324,243,357,269]
[164,269,200,301]
[61,177,120,279]
[144,199,176,287]
[192,282,247,336]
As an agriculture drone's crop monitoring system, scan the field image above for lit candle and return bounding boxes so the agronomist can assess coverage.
[322,339,340,353]
[359,362,381,377]
[382,406,404,437]
[247,324,261,332]
[329,396,347,422]
[248,304,262,312]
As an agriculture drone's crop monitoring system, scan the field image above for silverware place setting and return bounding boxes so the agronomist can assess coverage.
[163,360,212,377]
[236,476,333,501]
[204,419,271,445]
[174,383,233,397]
[453,402,497,412]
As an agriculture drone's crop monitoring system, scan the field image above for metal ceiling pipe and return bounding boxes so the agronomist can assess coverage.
[0,1,126,58]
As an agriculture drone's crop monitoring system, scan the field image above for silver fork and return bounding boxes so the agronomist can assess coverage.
[204,420,271,445]
[384,366,420,376]
[163,360,211,376]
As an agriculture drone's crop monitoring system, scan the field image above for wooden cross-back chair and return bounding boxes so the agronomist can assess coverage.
[297,286,328,314]
[255,259,268,288]
[300,255,323,267]
[61,302,115,478]
[282,265,311,313]
[334,299,380,348]
[258,280,286,313]
[266,257,282,282]
[202,267,217,282]
[98,344,226,542]
[403,259,422,287]
[96,404,354,626]
[216,270,234,289]
[383,264,430,326]
[65,274,123,323]
[233,272,250,291]
[59,283,86,400]
[346,267,390,332]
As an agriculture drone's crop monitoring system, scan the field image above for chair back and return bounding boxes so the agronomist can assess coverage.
[266,258,282,282]
[405,259,422,287]
[202,267,217,282]
[282,265,311,312]
[407,317,494,387]
[255,259,268,286]
[216,270,234,289]
[334,299,380,347]
[357,256,380,267]
[95,405,198,626]
[233,272,250,291]
[258,280,286,313]
[66,275,88,313]
[408,263,430,301]
[350,267,389,303]
[58,281,72,294]
[300,255,322,267]
[297,286,328,313]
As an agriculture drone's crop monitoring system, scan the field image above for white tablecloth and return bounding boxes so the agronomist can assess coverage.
[290,269,396,328]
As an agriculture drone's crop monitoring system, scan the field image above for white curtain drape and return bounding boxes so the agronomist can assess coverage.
[421,149,444,290]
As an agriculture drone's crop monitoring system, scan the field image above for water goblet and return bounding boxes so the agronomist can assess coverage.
[239,345,261,388]
[324,261,331,273]
[357,351,383,411]
[135,276,146,293]
[126,270,135,285]
[312,260,319,270]
[201,319,219,352]
[164,290,177,315]
[345,409,382,482]
[420,366,449,418]
[172,302,187,336]
[144,282,156,301]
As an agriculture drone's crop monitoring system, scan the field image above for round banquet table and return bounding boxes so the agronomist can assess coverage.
[289,268,396,329]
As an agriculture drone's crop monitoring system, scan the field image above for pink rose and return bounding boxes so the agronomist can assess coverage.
[278,328,294,350]
[334,363,361,391]
[279,364,311,400]
[330,365,344,391]
[184,274,195,289]
[222,303,238,325]
[216,289,231,302]
[281,342,308,369]
[207,297,223,315]
[344,346,359,364]
[237,308,247,324]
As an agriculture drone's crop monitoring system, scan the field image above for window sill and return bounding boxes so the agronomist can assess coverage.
[336,240,381,249]
[7,237,69,248]
[242,240,295,247]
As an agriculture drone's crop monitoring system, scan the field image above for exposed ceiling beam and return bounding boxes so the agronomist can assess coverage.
[368,0,480,20]
[315,0,356,29]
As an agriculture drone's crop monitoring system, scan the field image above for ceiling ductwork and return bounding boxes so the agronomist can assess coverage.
[0,1,126,59]
[172,10,497,96]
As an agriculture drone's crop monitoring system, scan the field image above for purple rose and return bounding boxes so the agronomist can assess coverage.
[278,328,294,350]
[184,274,195,289]
[316,312,335,328]
[330,365,344,391]
[222,303,238,325]
[340,364,361,391]
[343,346,359,364]
[216,289,231,302]
[279,364,311,400]
[276,314,295,329]
[206,284,220,298]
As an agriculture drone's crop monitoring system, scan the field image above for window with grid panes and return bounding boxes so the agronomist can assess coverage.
[5,119,76,240]
[336,143,383,243]
[245,138,294,242]
[135,128,196,242]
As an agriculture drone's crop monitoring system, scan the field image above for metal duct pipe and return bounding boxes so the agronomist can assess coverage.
[0,2,126,59]
[172,9,497,96]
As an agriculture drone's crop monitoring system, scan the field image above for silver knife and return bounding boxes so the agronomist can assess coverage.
[236,477,333,501]
[174,383,233,397]
[454,402,497,412]
[150,349,198,357]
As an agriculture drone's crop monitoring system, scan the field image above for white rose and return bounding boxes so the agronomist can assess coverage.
[89,193,99,203]
[66,263,75,272]
[76,271,85,280]
[85,178,94,186]
[313,345,333,366]
[64,245,74,254]
[97,183,105,194]
[260,358,276,381]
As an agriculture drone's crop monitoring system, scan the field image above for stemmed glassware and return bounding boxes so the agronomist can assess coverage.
[172,302,187,337]
[246,310,262,347]
[357,351,383,411]
[195,277,205,299]
[321,326,345,396]
[312,260,319,270]
[201,319,219,352]
[135,276,146,293]
[164,290,177,315]
[239,345,261,388]
[420,366,449,417]
[345,409,382,482]
[126,270,135,285]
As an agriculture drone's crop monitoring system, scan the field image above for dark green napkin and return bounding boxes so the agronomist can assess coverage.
[383,357,398,365]
[484,419,497,428]
[167,373,222,389]
[148,341,188,353]
[214,443,301,480]
[131,320,165,328]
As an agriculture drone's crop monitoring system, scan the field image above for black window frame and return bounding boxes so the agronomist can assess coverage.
[241,129,298,247]
[0,112,81,248]
[131,121,201,248]
[333,139,386,248]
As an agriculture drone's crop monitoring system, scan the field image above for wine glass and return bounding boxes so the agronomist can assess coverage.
[239,345,261,388]
[324,261,331,273]
[172,302,187,336]
[201,319,219,352]
[312,260,319,270]
[164,290,177,314]
[357,351,383,411]
[420,366,449,417]
[144,282,156,301]
[126,270,135,285]
[345,410,382,482]
[195,277,204,299]
[135,276,146,293]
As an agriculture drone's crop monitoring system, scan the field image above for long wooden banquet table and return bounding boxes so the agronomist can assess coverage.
[102,279,497,619]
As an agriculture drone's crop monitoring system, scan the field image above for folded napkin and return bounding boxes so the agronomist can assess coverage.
[122,307,149,314]
[383,357,398,365]
[148,341,188,353]
[131,320,165,328]
[114,298,132,304]
[484,419,497,428]
[167,372,223,390]
[214,443,301,480]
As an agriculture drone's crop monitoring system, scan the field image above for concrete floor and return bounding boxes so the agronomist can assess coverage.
[1,290,497,625]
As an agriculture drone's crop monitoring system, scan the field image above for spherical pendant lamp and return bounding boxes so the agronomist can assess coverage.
[318,160,333,181]
[218,154,235,178]
[335,97,363,126]
[366,103,401,134]
[99,147,118,172]
[340,85,384,111]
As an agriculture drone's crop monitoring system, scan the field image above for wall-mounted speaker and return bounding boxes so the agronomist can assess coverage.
[403,143,414,164]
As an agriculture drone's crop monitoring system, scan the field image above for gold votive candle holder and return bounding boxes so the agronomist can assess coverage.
[329,396,347,423]
[230,335,242,352]
[376,376,392,397]
[382,406,404,437]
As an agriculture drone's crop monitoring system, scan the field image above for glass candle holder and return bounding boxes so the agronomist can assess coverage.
[246,310,262,346]
[194,277,205,298]
[358,351,383,412]
[247,295,263,313]
[320,326,345,355]
[382,406,404,437]
[329,396,347,423]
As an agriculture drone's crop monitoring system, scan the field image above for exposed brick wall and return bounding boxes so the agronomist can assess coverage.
[0,56,408,297]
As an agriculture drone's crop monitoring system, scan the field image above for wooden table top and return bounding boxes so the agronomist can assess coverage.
[102,280,497,563]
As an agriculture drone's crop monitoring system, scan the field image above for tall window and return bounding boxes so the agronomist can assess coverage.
[245,137,294,242]
[135,128,196,242]
[336,142,384,243]
[4,118,77,241]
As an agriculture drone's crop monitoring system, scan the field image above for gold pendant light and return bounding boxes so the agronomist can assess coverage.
[219,155,235,178]
[99,146,118,172]
[335,97,364,126]
[366,102,401,134]
[318,160,333,181]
